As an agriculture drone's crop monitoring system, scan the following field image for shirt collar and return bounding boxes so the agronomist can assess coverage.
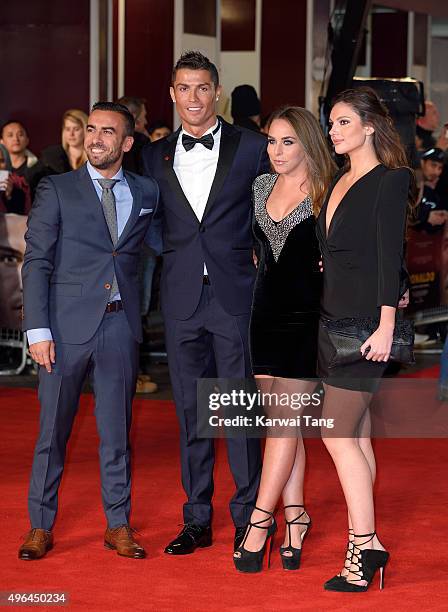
[86,160,124,183]
[181,119,220,139]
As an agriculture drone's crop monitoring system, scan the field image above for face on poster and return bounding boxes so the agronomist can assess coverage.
[0,213,26,330]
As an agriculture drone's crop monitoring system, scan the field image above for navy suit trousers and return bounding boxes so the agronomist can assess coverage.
[164,284,262,528]
[28,309,139,530]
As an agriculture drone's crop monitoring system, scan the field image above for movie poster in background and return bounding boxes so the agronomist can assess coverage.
[406,222,448,314]
[0,213,26,331]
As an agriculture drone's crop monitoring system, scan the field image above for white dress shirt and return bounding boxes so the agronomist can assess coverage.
[173,119,221,275]
[27,162,133,345]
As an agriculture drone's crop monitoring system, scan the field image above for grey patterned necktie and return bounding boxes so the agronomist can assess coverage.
[98,178,119,298]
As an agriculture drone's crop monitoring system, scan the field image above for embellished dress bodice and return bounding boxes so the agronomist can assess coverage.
[251,173,322,316]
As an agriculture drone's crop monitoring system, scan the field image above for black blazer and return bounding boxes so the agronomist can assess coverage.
[40,144,72,175]
[316,164,410,319]
[142,118,270,320]
[122,131,150,175]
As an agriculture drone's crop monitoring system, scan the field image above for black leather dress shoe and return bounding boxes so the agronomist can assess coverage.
[234,525,248,551]
[164,524,212,555]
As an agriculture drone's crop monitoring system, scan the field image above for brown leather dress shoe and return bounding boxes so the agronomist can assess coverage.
[18,528,53,560]
[104,526,146,559]
[136,376,158,394]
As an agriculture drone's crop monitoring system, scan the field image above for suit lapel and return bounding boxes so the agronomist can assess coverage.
[116,171,143,247]
[78,164,114,246]
[203,120,241,219]
[163,128,199,224]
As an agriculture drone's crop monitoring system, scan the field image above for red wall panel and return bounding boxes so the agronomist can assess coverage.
[0,0,90,155]
[261,0,307,116]
[221,0,256,52]
[371,11,408,78]
[123,0,174,128]
[184,0,216,36]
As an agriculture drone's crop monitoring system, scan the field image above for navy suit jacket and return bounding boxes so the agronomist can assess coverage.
[142,118,270,320]
[22,163,159,344]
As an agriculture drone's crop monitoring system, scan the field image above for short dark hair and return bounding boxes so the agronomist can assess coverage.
[91,101,135,137]
[172,51,219,88]
[148,119,171,136]
[116,96,146,119]
[421,147,445,163]
[1,119,28,138]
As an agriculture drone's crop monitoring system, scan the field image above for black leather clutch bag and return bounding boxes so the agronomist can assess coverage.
[324,317,415,368]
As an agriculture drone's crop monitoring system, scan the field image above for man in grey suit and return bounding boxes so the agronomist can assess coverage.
[18,102,159,560]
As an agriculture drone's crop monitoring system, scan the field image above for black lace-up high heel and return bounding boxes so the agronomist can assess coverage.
[279,505,311,570]
[233,507,277,573]
[324,528,354,588]
[324,531,389,592]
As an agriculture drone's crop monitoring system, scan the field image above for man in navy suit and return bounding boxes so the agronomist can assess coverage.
[143,51,269,554]
[18,102,158,560]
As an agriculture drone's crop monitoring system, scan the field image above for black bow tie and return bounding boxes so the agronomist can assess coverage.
[182,133,214,151]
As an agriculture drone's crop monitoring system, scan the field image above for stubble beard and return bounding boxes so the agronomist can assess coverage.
[86,147,122,170]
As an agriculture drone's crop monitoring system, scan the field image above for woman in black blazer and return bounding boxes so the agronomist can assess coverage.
[316,88,416,592]
[41,109,88,174]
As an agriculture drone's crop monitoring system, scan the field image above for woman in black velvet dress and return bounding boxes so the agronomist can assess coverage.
[250,173,322,378]
[317,88,415,592]
[233,107,336,573]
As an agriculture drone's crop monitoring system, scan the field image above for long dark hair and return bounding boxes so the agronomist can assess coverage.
[332,87,417,210]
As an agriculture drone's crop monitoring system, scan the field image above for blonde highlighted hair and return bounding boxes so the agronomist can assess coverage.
[266,106,337,216]
[61,109,88,169]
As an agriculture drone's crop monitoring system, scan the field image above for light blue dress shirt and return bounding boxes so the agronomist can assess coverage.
[27,162,133,345]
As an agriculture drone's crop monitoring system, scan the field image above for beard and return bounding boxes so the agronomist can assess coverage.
[86,145,122,170]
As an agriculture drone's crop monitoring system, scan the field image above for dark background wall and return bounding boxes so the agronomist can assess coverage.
[371,10,408,77]
[121,0,174,128]
[380,0,448,17]
[261,0,307,115]
[221,0,256,51]
[2,0,446,154]
[0,1,90,155]
[0,0,174,154]
[184,0,216,36]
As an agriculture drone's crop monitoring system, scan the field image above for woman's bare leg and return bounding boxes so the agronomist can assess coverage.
[234,377,314,555]
[321,384,384,584]
[340,409,375,577]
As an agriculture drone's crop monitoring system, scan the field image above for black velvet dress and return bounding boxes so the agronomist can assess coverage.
[250,173,322,378]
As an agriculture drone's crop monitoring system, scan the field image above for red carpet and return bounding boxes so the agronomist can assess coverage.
[399,364,440,378]
[1,386,447,611]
